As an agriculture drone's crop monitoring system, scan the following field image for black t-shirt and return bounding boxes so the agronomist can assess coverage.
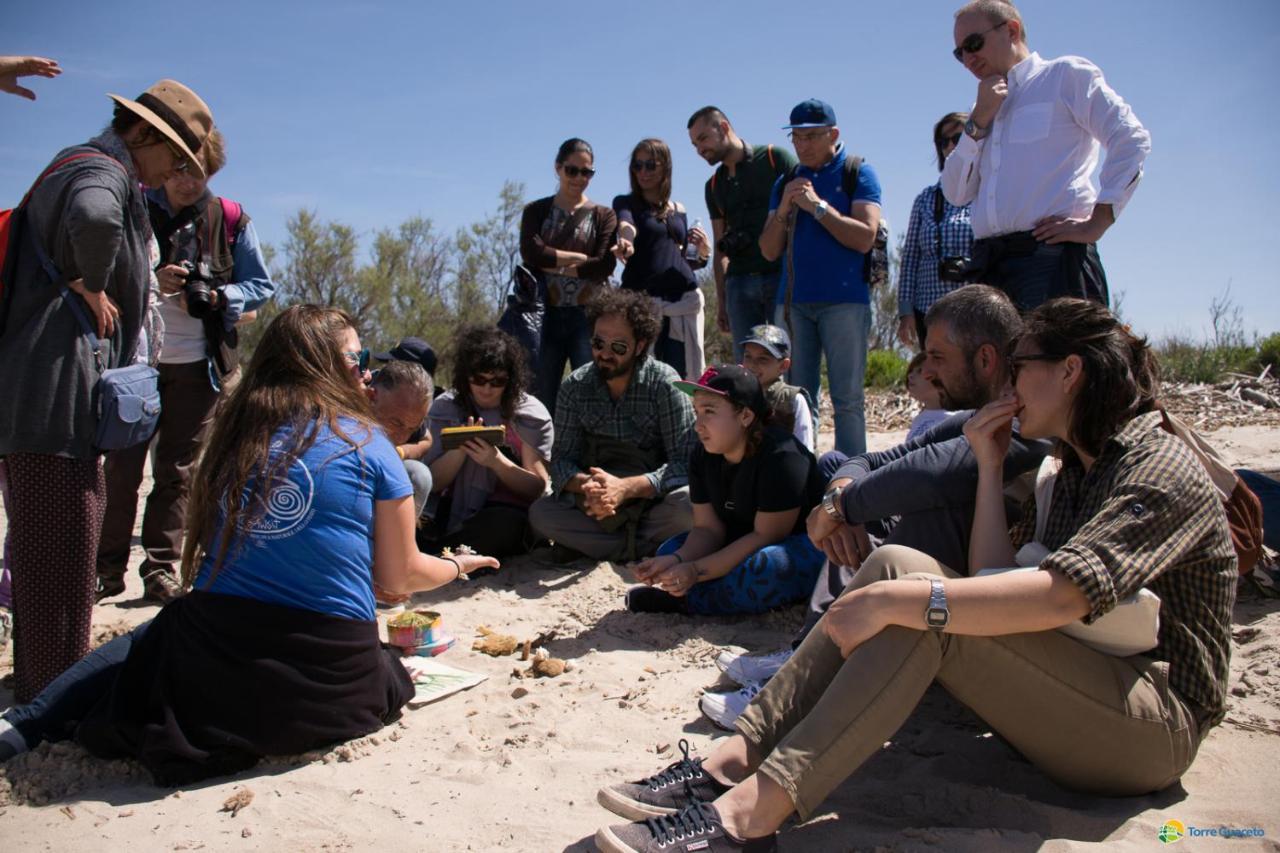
[612,194,697,301]
[688,429,825,542]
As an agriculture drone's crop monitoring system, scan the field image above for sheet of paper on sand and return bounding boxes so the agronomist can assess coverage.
[405,658,487,708]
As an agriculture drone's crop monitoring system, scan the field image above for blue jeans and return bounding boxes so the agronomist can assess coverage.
[2,621,150,749]
[778,301,870,456]
[536,305,592,417]
[657,531,826,616]
[725,272,780,362]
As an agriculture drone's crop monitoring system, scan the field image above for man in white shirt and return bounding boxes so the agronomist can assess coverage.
[942,0,1150,310]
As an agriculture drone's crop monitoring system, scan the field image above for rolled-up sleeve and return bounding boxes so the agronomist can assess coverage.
[549,382,586,495]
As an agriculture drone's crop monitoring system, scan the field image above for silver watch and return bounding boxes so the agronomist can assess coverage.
[964,117,989,141]
[821,485,844,521]
[813,200,829,221]
[925,578,950,631]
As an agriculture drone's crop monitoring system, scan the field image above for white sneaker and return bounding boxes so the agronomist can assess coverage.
[700,681,762,731]
[714,648,793,686]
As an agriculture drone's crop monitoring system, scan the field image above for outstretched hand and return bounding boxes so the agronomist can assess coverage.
[0,56,61,100]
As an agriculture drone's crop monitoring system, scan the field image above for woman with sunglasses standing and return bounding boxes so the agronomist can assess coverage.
[520,138,618,416]
[611,138,710,378]
[896,112,976,350]
[593,298,1235,852]
[421,325,552,557]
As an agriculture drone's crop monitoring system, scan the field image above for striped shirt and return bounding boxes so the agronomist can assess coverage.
[896,183,974,316]
[1010,411,1237,728]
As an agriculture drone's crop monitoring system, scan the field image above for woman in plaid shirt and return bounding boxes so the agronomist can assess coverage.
[593,298,1235,853]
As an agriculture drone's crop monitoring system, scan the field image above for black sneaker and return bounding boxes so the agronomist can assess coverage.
[625,585,689,614]
[141,569,183,605]
[597,739,731,821]
[595,801,776,853]
[95,574,126,603]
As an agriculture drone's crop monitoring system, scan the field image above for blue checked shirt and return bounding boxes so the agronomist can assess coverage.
[896,183,975,317]
[549,356,695,496]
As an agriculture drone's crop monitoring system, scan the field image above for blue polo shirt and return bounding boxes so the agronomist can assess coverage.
[769,145,881,305]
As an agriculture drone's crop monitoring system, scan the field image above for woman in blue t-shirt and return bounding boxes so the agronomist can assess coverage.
[627,364,825,616]
[0,305,499,781]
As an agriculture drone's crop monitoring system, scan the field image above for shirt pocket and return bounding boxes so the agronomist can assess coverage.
[1007,102,1053,144]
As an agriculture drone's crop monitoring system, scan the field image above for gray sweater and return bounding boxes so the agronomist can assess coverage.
[0,134,151,458]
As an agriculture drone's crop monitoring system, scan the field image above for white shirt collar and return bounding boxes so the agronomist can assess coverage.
[1007,51,1044,88]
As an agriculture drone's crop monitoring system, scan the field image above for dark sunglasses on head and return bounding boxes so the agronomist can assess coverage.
[952,19,1008,62]
[631,159,660,173]
[470,373,509,389]
[939,133,962,148]
[1008,353,1062,381]
[591,336,630,356]
[562,165,596,179]
[343,348,370,371]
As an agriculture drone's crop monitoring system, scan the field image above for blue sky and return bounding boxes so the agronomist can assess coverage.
[3,0,1278,341]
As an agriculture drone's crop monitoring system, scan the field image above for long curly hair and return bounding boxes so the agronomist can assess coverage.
[451,325,531,422]
[180,304,375,587]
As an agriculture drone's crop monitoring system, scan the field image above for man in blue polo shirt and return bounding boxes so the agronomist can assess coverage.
[760,98,882,456]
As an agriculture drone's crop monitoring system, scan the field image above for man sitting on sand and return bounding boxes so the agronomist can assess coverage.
[530,289,695,563]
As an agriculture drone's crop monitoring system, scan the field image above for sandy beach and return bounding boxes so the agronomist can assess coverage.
[1,422,1277,852]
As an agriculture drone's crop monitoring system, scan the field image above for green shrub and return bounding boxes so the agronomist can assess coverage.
[1156,336,1258,384]
[1259,332,1280,375]
[864,349,909,389]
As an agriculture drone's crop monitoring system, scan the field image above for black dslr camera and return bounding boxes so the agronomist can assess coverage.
[938,256,975,283]
[716,228,756,258]
[168,219,216,319]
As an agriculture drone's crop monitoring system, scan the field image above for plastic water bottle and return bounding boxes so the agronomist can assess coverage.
[684,219,703,262]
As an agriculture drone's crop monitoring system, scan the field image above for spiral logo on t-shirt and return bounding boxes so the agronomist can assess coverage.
[231,458,316,540]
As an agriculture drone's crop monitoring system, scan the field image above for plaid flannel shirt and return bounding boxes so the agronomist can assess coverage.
[1011,411,1237,728]
[549,356,694,496]
[896,183,974,316]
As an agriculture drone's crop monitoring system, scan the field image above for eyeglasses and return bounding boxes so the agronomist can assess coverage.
[631,159,660,173]
[343,348,370,371]
[953,19,1007,62]
[939,133,962,148]
[562,165,596,179]
[470,373,509,389]
[1008,353,1062,381]
[591,336,631,356]
[787,129,831,143]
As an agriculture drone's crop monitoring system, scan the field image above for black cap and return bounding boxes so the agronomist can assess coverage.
[738,324,791,359]
[673,364,766,418]
[783,98,837,129]
[373,337,437,376]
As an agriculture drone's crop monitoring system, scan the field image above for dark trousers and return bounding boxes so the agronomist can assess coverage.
[97,361,220,581]
[419,503,532,558]
[3,621,149,748]
[971,234,1109,311]
[6,453,106,702]
[536,306,592,417]
[653,317,687,378]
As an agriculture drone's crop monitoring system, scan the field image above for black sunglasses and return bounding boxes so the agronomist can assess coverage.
[470,373,509,389]
[939,133,962,148]
[631,159,660,173]
[591,336,630,356]
[952,20,1007,62]
[562,165,596,179]
[1008,353,1062,381]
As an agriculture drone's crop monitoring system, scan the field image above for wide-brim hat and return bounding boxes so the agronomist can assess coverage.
[674,364,767,418]
[108,79,213,179]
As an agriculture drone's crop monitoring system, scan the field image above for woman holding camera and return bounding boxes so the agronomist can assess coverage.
[519,138,618,415]
[611,138,709,378]
[422,325,553,557]
[95,128,276,606]
[896,112,975,349]
[0,305,500,781]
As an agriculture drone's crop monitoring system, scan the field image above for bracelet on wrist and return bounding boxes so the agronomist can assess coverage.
[445,556,462,581]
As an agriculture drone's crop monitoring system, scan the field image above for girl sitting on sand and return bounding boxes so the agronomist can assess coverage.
[626,364,826,616]
[0,305,498,783]
[593,299,1236,853]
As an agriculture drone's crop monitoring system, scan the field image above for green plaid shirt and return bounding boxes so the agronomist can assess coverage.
[549,356,695,496]
[1011,411,1237,728]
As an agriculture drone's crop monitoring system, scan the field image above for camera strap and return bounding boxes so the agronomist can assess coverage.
[933,184,945,264]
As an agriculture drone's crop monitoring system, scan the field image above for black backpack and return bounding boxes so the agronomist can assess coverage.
[782,155,888,287]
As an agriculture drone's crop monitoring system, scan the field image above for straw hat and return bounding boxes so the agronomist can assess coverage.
[108,79,213,178]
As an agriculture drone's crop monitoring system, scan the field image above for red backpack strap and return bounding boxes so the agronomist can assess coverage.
[219,197,243,246]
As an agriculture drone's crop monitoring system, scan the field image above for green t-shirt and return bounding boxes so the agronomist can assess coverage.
[704,142,798,277]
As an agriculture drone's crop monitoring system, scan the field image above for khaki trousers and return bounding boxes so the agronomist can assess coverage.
[529,487,692,560]
[735,545,1199,819]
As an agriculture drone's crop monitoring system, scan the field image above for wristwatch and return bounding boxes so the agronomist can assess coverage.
[821,485,844,522]
[925,578,950,631]
[813,200,829,221]
[964,117,990,141]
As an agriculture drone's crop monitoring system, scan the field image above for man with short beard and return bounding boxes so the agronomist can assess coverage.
[705,285,1051,726]
[529,289,695,562]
